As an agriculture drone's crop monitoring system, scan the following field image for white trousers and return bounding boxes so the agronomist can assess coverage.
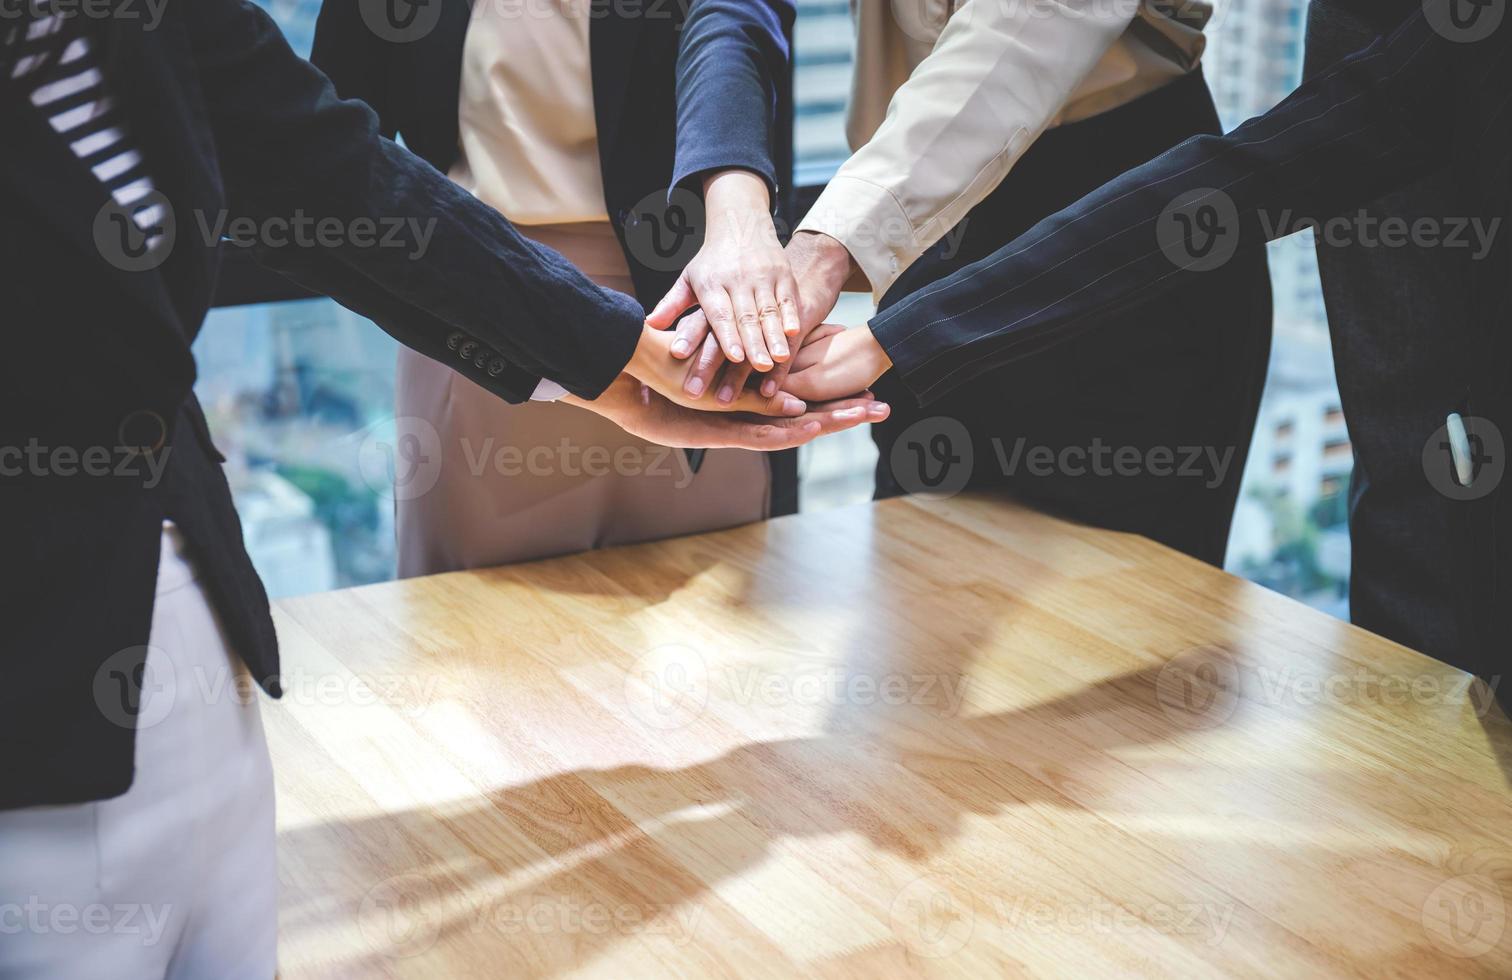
[0,524,277,979]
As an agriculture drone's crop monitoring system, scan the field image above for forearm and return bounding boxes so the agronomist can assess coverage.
[188,0,643,401]
[797,0,1135,299]
[870,11,1453,406]
[673,0,794,200]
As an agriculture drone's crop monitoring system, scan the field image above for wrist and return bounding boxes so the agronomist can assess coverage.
[702,169,771,231]
[792,230,854,292]
[862,325,893,377]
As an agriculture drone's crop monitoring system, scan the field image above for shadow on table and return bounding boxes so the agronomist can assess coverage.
[274,657,1262,975]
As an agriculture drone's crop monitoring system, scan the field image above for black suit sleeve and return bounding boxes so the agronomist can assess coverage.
[309,0,394,136]
[672,0,795,202]
[185,0,644,402]
[868,9,1472,407]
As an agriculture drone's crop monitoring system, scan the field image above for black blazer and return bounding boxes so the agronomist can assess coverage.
[0,0,669,809]
[310,0,797,312]
[866,6,1510,698]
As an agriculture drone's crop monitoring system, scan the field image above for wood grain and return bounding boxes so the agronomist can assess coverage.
[266,494,1512,978]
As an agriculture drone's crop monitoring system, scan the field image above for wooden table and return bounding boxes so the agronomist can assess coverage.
[266,495,1512,978]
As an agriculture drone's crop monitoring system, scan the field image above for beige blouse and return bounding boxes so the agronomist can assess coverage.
[448,0,608,225]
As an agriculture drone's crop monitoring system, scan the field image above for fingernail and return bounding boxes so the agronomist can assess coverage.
[782,396,805,415]
[754,354,773,370]
[774,343,789,358]
[833,407,864,420]
[868,402,890,417]
[729,346,744,362]
[686,376,705,396]
[672,339,691,356]
[717,384,735,404]
[761,380,777,397]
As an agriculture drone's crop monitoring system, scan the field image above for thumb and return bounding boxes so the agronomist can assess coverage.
[645,273,697,330]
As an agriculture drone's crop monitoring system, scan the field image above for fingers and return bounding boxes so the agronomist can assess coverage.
[646,273,696,330]
[682,331,724,399]
[756,286,789,363]
[726,398,892,449]
[760,359,791,400]
[714,361,754,407]
[730,289,773,372]
[670,309,711,359]
[702,287,745,365]
[777,272,803,337]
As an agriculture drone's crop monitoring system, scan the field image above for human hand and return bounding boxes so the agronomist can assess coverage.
[564,375,891,450]
[626,325,806,417]
[781,323,893,404]
[675,229,857,404]
[643,169,799,373]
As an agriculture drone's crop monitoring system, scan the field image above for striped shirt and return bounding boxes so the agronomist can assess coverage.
[2,7,164,248]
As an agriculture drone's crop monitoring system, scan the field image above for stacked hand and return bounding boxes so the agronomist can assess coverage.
[578,170,894,450]
[643,210,894,409]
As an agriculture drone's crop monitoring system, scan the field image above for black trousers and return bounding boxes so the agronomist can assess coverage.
[1305,0,1494,676]
[870,70,1274,567]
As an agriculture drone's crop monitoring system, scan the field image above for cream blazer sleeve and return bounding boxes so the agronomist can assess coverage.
[797,0,1200,300]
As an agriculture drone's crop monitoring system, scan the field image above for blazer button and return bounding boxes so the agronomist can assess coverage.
[446,332,465,351]
[473,351,489,369]
[459,340,478,359]
[487,358,507,377]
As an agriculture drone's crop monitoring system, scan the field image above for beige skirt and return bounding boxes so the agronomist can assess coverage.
[394,222,771,577]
